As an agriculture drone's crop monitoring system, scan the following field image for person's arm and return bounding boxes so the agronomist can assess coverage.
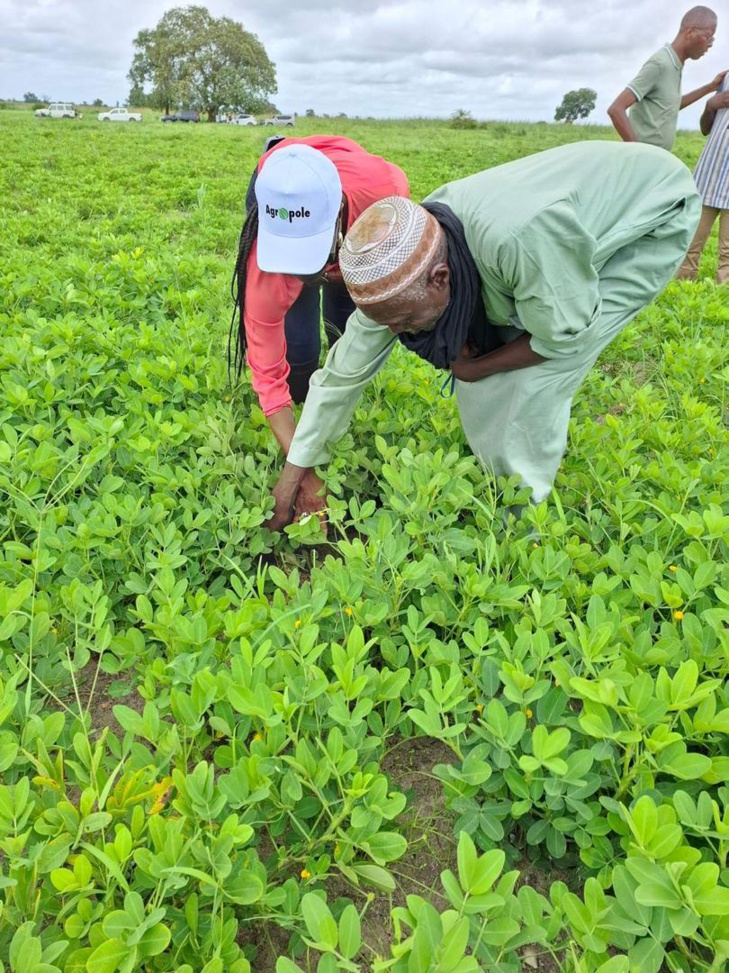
[699,77,729,135]
[609,57,664,142]
[267,460,330,529]
[243,244,306,440]
[269,461,309,530]
[268,407,296,454]
[607,88,640,142]
[268,309,397,529]
[451,333,546,382]
[680,71,727,110]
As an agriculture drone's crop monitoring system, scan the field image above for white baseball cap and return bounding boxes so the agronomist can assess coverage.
[255,144,343,275]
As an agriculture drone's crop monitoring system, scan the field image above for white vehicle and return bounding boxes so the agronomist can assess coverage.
[263,114,295,127]
[35,102,77,119]
[98,107,142,123]
[232,114,256,126]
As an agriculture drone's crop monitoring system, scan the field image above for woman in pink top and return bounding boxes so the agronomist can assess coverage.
[230,137,409,481]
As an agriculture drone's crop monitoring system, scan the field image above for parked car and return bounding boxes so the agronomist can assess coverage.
[35,102,78,119]
[263,114,295,127]
[160,110,200,123]
[232,114,257,126]
[98,107,143,123]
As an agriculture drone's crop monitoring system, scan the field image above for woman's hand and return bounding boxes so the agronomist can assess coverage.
[268,462,307,531]
[269,481,297,531]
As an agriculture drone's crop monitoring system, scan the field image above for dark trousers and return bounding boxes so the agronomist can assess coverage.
[245,140,354,404]
[284,280,355,403]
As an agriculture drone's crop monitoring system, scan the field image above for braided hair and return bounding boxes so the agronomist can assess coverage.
[228,200,258,379]
[229,138,289,380]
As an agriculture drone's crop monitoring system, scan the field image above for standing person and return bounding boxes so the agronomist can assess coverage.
[675,70,729,282]
[607,6,723,151]
[229,136,409,473]
[266,142,700,529]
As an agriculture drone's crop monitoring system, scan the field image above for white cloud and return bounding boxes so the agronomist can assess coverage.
[0,0,725,128]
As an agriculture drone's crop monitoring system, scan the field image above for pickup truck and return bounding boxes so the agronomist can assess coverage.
[98,108,143,123]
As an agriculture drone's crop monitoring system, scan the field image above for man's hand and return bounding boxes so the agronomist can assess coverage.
[294,470,327,519]
[707,89,729,111]
[711,71,728,91]
[451,333,547,383]
[450,350,488,383]
[268,462,308,531]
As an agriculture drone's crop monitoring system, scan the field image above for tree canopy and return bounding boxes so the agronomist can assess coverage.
[128,5,277,119]
[554,88,597,124]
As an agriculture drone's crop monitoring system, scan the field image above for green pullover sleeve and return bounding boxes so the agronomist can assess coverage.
[286,308,397,468]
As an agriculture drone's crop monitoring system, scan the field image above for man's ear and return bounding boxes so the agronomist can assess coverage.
[429,261,450,294]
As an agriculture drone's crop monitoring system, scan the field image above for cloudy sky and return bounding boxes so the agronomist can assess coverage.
[1,0,726,128]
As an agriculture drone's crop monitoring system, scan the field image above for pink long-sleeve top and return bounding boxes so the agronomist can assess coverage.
[243,135,409,416]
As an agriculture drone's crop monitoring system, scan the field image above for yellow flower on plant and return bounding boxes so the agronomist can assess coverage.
[475,703,484,714]
[526,708,533,719]
[673,610,684,621]
[669,565,677,572]
[252,732,262,742]
[294,619,301,629]
[344,607,353,616]
[300,869,311,879]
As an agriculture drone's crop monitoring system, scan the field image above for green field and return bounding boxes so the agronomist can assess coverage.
[0,109,728,973]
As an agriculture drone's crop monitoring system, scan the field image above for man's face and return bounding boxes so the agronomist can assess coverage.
[687,22,716,59]
[363,265,451,336]
[363,285,451,334]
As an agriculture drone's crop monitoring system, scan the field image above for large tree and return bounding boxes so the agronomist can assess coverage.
[128,5,277,119]
[554,88,597,124]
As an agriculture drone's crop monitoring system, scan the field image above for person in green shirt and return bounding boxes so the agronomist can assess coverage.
[268,141,700,529]
[608,6,724,151]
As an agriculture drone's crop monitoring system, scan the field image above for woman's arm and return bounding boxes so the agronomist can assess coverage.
[268,406,297,455]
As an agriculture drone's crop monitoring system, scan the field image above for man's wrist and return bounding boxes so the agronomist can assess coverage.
[472,356,496,380]
[276,461,307,492]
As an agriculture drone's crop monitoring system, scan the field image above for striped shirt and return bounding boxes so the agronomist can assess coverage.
[693,73,729,210]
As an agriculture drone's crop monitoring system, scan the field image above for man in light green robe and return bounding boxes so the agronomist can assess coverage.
[268,141,700,527]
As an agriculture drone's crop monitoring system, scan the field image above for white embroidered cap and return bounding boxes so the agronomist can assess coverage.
[339,196,441,304]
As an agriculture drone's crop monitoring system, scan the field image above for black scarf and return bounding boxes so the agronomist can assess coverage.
[397,202,502,370]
